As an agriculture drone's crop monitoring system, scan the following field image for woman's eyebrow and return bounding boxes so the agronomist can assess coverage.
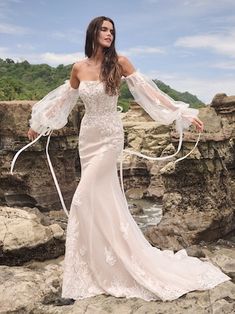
[101,26,114,31]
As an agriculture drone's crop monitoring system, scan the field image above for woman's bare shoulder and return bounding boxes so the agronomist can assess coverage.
[118,55,136,76]
[118,55,130,66]
[70,58,88,88]
[73,58,87,71]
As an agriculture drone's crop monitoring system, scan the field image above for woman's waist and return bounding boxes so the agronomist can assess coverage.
[83,111,122,122]
[81,113,123,130]
[84,110,120,116]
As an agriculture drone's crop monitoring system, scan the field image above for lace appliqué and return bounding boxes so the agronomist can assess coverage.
[78,81,124,153]
[62,215,104,299]
[108,275,159,301]
[79,245,87,256]
[195,262,230,290]
[120,221,129,240]
[104,246,117,266]
[72,194,82,207]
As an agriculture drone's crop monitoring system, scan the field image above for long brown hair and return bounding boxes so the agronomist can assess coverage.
[85,16,122,96]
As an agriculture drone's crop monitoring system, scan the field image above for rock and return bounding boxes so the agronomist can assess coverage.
[126,188,144,200]
[128,202,144,215]
[122,101,159,122]
[120,111,172,201]
[0,206,66,266]
[145,208,234,251]
[0,100,84,211]
[0,245,234,314]
[144,96,234,249]
[201,246,235,283]
[118,97,235,249]
[211,93,235,116]
[0,257,64,314]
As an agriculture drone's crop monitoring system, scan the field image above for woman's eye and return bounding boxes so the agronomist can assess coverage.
[100,27,114,34]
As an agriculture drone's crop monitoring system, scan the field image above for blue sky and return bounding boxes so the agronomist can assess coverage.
[0,0,235,103]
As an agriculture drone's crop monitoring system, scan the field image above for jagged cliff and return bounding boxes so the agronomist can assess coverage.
[0,95,234,313]
[0,95,234,248]
[0,100,84,211]
[121,95,235,249]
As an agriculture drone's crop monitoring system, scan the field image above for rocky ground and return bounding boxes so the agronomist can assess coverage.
[121,94,235,250]
[0,94,234,313]
[0,206,234,314]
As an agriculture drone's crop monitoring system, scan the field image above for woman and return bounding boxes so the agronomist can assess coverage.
[21,16,230,302]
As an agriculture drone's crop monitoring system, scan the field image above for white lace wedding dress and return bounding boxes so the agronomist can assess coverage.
[11,70,231,302]
[60,78,231,301]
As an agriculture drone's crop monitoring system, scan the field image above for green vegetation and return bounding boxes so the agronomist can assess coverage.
[0,58,205,110]
[154,80,205,109]
[0,58,72,100]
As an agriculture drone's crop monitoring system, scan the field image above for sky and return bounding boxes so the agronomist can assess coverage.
[0,0,235,103]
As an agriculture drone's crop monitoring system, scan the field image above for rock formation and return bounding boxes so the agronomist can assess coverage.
[0,204,234,313]
[121,96,235,250]
[0,95,234,313]
[0,100,84,212]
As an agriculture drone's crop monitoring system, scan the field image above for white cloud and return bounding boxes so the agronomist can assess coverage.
[183,0,235,7]
[145,69,235,103]
[165,77,235,104]
[0,22,30,35]
[16,43,35,50]
[0,47,9,54]
[39,52,84,66]
[143,0,160,3]
[0,50,85,66]
[210,61,235,70]
[49,29,84,44]
[120,46,165,57]
[175,30,235,58]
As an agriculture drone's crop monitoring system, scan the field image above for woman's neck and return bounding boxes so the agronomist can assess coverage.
[89,47,104,65]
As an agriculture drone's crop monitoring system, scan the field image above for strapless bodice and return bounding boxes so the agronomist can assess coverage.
[78,81,119,115]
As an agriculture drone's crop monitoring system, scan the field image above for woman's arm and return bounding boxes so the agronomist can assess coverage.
[27,65,80,140]
[118,55,136,77]
[70,63,80,89]
[119,55,203,133]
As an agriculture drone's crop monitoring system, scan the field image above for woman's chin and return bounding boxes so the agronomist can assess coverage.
[100,41,112,48]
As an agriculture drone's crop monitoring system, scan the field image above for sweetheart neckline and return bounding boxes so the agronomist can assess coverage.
[78,80,103,90]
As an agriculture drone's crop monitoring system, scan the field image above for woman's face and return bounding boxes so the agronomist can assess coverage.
[97,20,114,48]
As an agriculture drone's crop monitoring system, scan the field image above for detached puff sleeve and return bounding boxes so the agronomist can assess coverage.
[29,80,79,135]
[119,71,202,192]
[124,71,199,133]
[11,80,80,218]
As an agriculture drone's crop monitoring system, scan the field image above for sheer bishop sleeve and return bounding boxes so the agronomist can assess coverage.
[10,80,79,218]
[124,71,199,134]
[118,71,202,195]
[29,80,79,135]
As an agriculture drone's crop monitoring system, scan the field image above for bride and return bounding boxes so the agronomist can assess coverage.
[19,16,230,302]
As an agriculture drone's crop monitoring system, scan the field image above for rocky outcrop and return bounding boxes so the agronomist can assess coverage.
[0,94,234,249]
[1,205,233,314]
[211,93,235,118]
[121,101,172,200]
[0,206,66,266]
[0,96,235,313]
[121,95,235,249]
[0,100,84,211]
[0,242,234,313]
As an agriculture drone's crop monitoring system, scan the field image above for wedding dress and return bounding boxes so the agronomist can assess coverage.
[11,70,231,301]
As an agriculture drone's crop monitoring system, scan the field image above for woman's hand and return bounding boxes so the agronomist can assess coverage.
[191,117,204,132]
[27,128,39,141]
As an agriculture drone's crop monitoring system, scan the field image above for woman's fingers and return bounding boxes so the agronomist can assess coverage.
[27,128,38,141]
[192,117,204,132]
